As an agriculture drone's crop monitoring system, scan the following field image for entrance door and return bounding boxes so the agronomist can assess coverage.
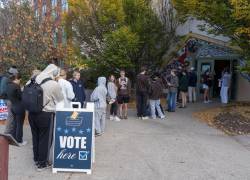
[197,60,214,100]
[213,60,231,97]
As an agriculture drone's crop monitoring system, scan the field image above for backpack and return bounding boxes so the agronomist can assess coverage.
[0,75,9,99]
[22,77,52,113]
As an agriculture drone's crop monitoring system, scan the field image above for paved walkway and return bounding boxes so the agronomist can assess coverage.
[1,102,250,180]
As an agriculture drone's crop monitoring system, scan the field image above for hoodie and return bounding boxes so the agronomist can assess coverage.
[149,78,164,100]
[107,81,117,100]
[91,77,108,109]
[27,64,64,112]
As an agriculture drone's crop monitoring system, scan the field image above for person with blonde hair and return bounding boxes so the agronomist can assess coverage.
[70,70,86,107]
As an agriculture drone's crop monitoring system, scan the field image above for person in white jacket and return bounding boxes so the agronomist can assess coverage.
[57,69,75,108]
[220,69,231,104]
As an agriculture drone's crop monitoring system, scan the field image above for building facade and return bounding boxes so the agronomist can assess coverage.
[32,0,68,46]
[174,19,250,102]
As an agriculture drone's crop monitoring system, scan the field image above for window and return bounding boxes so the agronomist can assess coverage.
[53,29,58,47]
[33,0,38,9]
[51,9,57,20]
[62,28,67,45]
[42,4,47,16]
[52,0,57,9]
[35,9,39,17]
[61,0,68,12]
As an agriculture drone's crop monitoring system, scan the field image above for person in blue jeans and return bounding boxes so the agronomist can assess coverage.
[167,70,179,112]
[149,73,165,119]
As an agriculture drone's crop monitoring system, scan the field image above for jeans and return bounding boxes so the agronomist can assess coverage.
[149,99,164,118]
[220,86,229,104]
[29,112,54,165]
[168,92,177,112]
[188,86,197,102]
[12,112,25,143]
[110,101,118,116]
[95,108,106,134]
[136,91,148,117]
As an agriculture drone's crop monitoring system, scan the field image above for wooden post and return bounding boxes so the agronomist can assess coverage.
[0,136,9,180]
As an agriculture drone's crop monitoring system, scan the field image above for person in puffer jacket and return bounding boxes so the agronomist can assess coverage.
[91,77,107,136]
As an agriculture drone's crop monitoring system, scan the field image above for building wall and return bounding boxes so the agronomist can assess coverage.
[176,18,231,42]
[33,0,68,45]
[236,73,250,101]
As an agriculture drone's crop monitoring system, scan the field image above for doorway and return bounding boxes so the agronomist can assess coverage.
[213,60,231,97]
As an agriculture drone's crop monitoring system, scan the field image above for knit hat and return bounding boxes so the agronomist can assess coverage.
[8,67,18,75]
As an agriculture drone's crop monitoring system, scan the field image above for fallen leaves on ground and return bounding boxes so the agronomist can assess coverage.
[193,102,250,136]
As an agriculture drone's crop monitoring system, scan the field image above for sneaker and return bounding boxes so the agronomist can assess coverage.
[19,141,27,146]
[160,116,165,119]
[95,132,102,137]
[34,161,39,167]
[204,101,208,104]
[151,117,156,120]
[114,116,121,122]
[124,116,128,120]
[36,163,51,172]
[142,116,149,120]
[110,116,114,121]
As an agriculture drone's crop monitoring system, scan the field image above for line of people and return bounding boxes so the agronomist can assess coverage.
[135,66,198,120]
[0,65,88,171]
[0,63,230,172]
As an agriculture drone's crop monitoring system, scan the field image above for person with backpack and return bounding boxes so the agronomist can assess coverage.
[179,71,189,108]
[24,64,64,171]
[91,77,108,136]
[70,70,86,108]
[1,66,19,135]
[6,73,26,145]
[148,73,165,119]
[107,75,120,122]
[117,70,131,119]
[188,67,197,103]
[57,69,75,108]
[136,66,150,120]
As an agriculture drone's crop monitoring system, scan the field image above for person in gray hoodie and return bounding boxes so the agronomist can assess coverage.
[27,64,64,171]
[91,77,107,136]
[107,75,120,122]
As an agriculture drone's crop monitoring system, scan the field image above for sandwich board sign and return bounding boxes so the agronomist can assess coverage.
[53,102,95,174]
[0,99,8,121]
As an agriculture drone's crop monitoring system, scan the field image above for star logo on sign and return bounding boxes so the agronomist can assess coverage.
[57,127,62,132]
[86,128,91,133]
[79,130,84,134]
[64,129,69,134]
[72,128,76,132]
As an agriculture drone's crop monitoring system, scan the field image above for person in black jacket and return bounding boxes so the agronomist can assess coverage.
[6,73,26,145]
[188,67,197,103]
[70,70,86,107]
[136,66,149,120]
[179,71,189,108]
